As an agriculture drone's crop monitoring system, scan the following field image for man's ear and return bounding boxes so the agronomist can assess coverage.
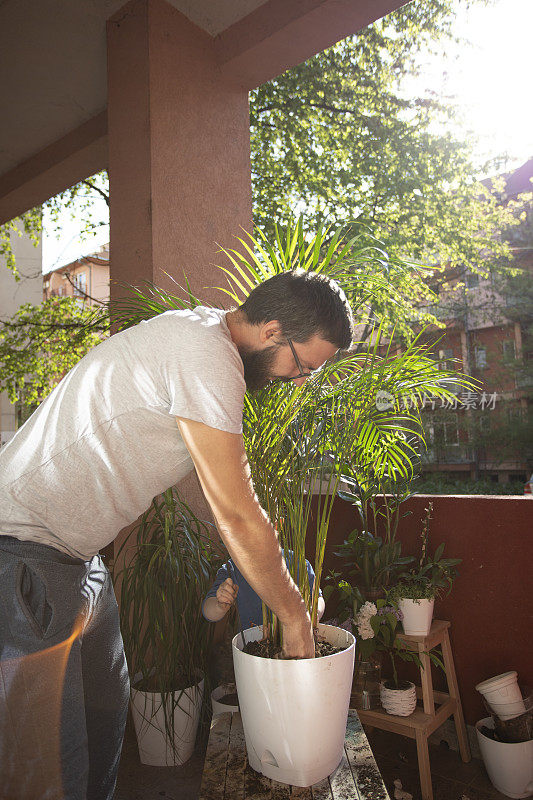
[259,319,283,344]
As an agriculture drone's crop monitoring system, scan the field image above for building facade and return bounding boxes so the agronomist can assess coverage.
[42,244,109,306]
[417,160,533,484]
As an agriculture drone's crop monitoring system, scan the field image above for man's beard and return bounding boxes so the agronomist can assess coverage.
[238,344,279,392]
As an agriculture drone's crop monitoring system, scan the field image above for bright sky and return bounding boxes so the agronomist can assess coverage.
[415,0,533,173]
[42,0,533,272]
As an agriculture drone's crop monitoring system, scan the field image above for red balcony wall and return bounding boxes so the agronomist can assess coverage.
[317,494,532,726]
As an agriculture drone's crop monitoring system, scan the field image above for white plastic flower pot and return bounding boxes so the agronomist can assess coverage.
[232,623,355,787]
[380,680,417,716]
[398,598,434,636]
[476,672,526,721]
[131,677,204,766]
[211,682,239,717]
[476,718,533,798]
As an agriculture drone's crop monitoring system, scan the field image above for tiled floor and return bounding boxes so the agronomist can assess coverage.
[114,714,208,800]
[365,727,509,800]
[114,716,509,800]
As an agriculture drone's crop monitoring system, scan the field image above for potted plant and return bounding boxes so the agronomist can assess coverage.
[354,598,443,716]
[221,223,468,785]
[113,489,222,766]
[324,477,414,709]
[105,219,470,784]
[388,502,461,636]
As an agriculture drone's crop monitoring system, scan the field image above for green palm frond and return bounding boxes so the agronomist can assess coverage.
[104,218,474,648]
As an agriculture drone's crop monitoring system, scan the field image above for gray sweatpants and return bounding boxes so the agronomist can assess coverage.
[0,537,130,800]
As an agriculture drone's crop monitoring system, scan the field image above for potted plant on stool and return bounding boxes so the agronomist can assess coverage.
[388,502,461,636]
[354,598,443,716]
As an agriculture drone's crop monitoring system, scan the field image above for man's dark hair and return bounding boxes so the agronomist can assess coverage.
[239,270,353,350]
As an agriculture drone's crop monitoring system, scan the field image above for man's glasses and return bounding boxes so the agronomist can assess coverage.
[285,338,313,381]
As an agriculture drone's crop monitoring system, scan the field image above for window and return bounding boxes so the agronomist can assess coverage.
[474,345,487,369]
[466,272,479,288]
[478,415,491,433]
[429,413,460,446]
[438,348,455,371]
[72,272,87,296]
[502,340,516,362]
[506,406,523,424]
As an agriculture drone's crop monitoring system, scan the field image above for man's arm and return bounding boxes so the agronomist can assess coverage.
[176,418,314,658]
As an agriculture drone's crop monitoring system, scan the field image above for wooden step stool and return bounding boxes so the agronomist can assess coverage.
[357,620,471,800]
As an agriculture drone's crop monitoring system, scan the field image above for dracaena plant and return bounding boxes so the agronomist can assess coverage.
[113,489,223,751]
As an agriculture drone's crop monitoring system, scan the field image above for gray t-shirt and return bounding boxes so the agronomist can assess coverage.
[0,307,245,559]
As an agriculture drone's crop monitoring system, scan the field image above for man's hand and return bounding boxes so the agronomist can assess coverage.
[216,578,238,610]
[282,614,315,659]
[176,418,314,654]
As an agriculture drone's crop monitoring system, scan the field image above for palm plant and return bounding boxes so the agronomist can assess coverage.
[105,219,470,656]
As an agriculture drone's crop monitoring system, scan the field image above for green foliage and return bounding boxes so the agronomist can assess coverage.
[332,529,413,600]
[2,3,517,343]
[354,597,443,687]
[0,297,107,406]
[332,478,415,596]
[390,502,461,599]
[0,208,41,279]
[250,0,517,336]
[215,221,469,645]
[1,173,108,280]
[103,219,470,654]
[413,472,526,495]
[113,489,224,750]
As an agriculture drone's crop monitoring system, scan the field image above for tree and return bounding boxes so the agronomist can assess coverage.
[0,297,107,406]
[250,0,517,315]
[2,0,520,405]
[1,174,108,280]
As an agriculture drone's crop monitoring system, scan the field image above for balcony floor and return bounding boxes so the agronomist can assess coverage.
[114,714,509,800]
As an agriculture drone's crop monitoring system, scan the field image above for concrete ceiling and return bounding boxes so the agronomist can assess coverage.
[0,0,268,177]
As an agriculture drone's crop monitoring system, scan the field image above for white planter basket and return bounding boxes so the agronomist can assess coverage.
[476,718,533,798]
[131,677,204,766]
[398,598,434,636]
[232,623,355,787]
[380,680,417,716]
[476,671,526,721]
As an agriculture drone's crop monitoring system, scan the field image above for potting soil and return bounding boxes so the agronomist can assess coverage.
[243,635,347,659]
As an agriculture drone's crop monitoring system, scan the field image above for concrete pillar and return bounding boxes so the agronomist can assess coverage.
[107,0,253,307]
[107,0,253,546]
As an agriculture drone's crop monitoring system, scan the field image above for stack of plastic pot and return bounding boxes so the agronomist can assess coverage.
[475,671,533,799]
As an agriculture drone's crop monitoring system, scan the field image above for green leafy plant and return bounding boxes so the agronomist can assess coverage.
[113,488,223,751]
[326,477,415,619]
[105,219,471,656]
[354,598,443,688]
[215,221,471,649]
[0,296,106,406]
[387,502,461,602]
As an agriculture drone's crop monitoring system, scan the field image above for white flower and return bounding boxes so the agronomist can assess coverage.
[355,601,377,640]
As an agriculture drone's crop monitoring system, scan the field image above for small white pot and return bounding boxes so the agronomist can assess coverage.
[476,718,533,798]
[233,623,355,787]
[211,682,239,717]
[398,597,434,636]
[476,671,526,721]
[131,677,204,766]
[380,680,417,716]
